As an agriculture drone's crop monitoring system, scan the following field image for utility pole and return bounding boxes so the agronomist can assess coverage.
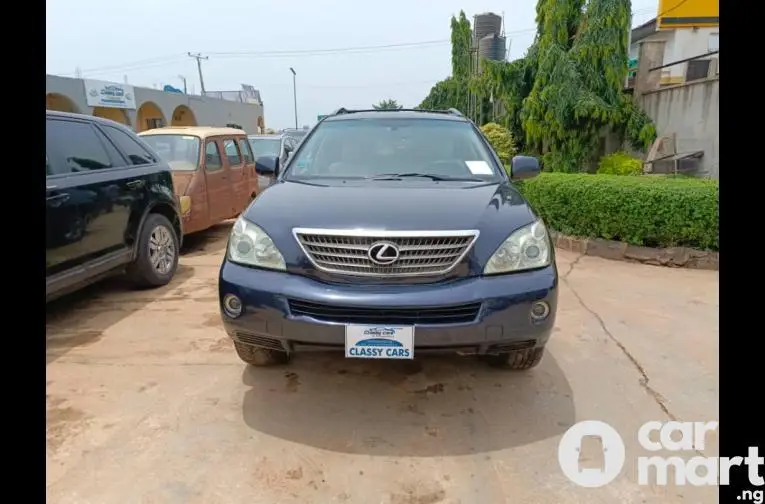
[289,67,298,129]
[188,52,208,94]
[178,75,188,94]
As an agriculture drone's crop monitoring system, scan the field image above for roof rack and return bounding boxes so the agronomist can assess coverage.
[329,108,465,117]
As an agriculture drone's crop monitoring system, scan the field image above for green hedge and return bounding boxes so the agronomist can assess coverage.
[515,173,719,251]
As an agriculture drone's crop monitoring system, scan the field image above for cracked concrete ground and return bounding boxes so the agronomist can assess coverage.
[46,224,719,504]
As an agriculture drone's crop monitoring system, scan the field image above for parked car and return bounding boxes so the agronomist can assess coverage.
[219,108,557,369]
[46,111,183,302]
[248,131,305,190]
[139,126,260,235]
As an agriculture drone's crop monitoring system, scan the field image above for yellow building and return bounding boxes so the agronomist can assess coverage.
[657,0,719,30]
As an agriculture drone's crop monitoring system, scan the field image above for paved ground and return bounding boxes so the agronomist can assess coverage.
[46,223,719,504]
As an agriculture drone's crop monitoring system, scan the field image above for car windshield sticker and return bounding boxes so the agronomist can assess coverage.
[465,160,493,175]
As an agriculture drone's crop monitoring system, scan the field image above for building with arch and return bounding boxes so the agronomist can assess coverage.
[46,74,266,134]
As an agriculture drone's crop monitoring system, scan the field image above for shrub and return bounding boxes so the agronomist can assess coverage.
[515,173,719,251]
[596,151,644,176]
[481,122,516,165]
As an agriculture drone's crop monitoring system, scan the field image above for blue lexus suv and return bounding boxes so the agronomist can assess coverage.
[219,108,558,369]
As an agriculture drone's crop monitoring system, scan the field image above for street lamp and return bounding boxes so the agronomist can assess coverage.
[289,67,298,129]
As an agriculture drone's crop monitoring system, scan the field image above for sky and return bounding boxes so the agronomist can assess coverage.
[46,0,659,130]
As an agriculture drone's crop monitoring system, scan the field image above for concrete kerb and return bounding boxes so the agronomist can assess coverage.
[550,231,718,271]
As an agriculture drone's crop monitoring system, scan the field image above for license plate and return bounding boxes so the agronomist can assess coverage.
[344,325,414,359]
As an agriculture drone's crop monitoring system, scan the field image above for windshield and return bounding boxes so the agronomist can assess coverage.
[248,137,282,157]
[285,118,501,180]
[141,134,200,171]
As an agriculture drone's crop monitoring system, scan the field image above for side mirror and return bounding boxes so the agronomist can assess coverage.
[510,155,540,181]
[254,155,278,175]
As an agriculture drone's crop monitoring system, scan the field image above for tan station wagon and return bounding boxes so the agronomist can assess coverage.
[139,127,260,235]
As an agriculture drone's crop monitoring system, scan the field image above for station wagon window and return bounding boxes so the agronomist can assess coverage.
[141,134,200,171]
[223,139,242,167]
[46,118,116,173]
[205,141,223,171]
[238,139,254,163]
[104,125,154,166]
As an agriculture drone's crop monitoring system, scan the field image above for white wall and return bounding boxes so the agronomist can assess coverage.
[629,27,719,83]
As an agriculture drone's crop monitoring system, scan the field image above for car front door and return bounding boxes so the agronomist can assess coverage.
[222,137,248,215]
[203,139,234,223]
[46,117,134,283]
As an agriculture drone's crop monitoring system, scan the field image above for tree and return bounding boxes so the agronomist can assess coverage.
[373,99,403,110]
[422,2,657,172]
[419,11,472,113]
[481,123,516,166]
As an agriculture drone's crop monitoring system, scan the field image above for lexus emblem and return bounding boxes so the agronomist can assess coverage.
[367,241,400,265]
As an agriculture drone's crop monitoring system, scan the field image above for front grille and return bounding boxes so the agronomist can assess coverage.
[288,299,482,325]
[293,228,479,277]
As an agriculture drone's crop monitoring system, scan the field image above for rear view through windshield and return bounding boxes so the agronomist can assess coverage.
[285,119,500,180]
[248,137,281,157]
[141,134,200,171]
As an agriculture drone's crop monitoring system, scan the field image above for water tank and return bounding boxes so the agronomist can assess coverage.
[473,12,502,42]
[478,34,507,61]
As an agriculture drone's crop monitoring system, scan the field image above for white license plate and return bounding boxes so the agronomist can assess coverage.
[344,325,414,359]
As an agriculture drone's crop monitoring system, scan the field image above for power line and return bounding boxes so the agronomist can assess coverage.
[52,7,660,78]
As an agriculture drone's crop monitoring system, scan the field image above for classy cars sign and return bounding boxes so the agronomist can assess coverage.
[83,79,137,110]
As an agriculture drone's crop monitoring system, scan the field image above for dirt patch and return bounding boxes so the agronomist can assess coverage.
[390,482,446,504]
[284,372,300,393]
[47,397,90,451]
[203,313,222,328]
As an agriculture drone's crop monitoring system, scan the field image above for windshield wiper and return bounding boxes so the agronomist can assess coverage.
[366,172,485,182]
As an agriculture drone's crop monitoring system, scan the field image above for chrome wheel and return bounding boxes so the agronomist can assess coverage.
[148,225,176,275]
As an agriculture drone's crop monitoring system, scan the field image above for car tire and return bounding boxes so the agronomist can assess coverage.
[126,213,179,288]
[483,347,545,370]
[234,341,291,366]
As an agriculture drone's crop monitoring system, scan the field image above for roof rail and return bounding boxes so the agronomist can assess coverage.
[328,108,466,117]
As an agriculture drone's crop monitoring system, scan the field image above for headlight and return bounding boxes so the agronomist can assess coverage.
[484,220,551,275]
[227,216,286,271]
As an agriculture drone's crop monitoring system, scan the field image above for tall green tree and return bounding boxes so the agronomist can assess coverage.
[419,11,472,113]
[373,99,403,110]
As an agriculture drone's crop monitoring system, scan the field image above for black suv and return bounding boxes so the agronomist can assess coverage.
[46,111,183,301]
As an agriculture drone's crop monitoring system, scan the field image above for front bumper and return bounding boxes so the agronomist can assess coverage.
[218,262,558,355]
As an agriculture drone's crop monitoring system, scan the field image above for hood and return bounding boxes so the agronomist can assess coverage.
[170,172,193,196]
[245,180,539,274]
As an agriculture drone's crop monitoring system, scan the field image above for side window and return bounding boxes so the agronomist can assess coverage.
[238,138,254,164]
[223,139,242,167]
[205,141,222,171]
[103,125,155,166]
[46,118,116,173]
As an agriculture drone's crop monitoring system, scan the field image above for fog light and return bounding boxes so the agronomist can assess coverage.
[223,294,243,318]
[530,301,550,321]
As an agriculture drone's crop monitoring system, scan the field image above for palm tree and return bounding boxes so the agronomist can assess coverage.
[373,99,403,110]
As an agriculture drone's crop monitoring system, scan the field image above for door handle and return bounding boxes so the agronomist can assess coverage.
[46,193,70,207]
[126,180,146,189]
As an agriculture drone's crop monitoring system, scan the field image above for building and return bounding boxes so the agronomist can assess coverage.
[46,74,266,134]
[628,0,719,87]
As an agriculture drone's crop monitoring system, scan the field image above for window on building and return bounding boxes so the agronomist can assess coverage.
[104,125,155,166]
[686,59,711,81]
[205,141,222,171]
[708,33,719,53]
[146,118,165,130]
[238,139,254,164]
[46,118,117,173]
